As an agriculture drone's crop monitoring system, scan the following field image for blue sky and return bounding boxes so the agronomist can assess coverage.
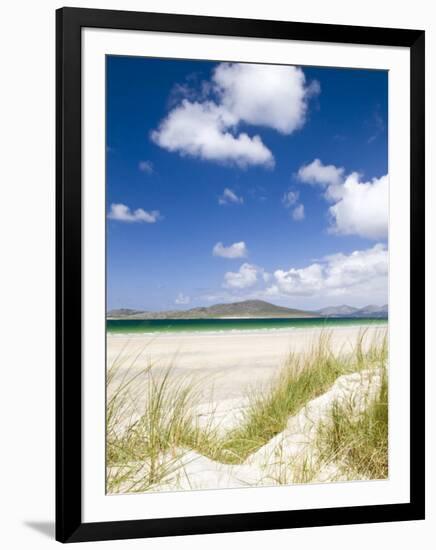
[106,56,388,311]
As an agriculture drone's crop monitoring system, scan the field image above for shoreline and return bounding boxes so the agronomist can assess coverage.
[107,319,387,338]
[107,322,387,338]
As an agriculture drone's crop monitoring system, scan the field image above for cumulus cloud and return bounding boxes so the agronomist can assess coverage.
[213,63,319,134]
[223,263,261,289]
[213,241,248,259]
[107,203,161,223]
[152,62,319,167]
[297,158,345,186]
[292,204,305,221]
[175,292,190,305]
[138,160,154,174]
[297,159,388,239]
[151,100,273,168]
[267,244,387,298]
[328,173,388,239]
[212,245,386,305]
[219,187,244,205]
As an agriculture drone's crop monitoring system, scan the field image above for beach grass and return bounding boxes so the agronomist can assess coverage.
[208,330,386,464]
[314,363,388,480]
[106,329,388,492]
[106,357,207,492]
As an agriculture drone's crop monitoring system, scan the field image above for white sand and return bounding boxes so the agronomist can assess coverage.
[108,367,384,493]
[107,325,388,493]
[107,325,386,404]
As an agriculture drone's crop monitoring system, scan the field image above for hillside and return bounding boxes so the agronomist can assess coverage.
[316,305,359,316]
[107,300,388,320]
[107,299,315,320]
[316,304,388,318]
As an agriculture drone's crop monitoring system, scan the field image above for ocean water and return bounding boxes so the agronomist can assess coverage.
[107,317,387,335]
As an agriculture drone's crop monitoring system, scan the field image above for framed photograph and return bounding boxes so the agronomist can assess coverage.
[56,7,425,543]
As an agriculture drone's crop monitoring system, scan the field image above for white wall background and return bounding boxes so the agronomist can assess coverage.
[0,1,433,548]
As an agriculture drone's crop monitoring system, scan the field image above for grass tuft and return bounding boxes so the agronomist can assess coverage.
[106,355,209,493]
[212,331,386,464]
[315,365,388,480]
[106,329,388,492]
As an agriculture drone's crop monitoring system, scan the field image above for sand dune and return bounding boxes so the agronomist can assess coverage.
[108,367,384,493]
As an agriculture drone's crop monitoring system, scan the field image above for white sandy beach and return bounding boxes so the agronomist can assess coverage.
[107,325,386,404]
[107,324,388,492]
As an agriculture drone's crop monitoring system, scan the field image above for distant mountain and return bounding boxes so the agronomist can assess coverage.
[107,299,315,320]
[107,308,145,317]
[316,305,359,316]
[315,304,388,318]
[107,300,388,320]
[352,304,388,318]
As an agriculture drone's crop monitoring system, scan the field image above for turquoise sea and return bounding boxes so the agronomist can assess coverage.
[107,317,387,335]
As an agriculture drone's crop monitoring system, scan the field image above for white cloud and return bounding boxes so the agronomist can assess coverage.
[297,158,345,187]
[272,263,324,296]
[107,203,161,223]
[297,159,388,240]
[292,204,305,221]
[152,63,319,167]
[213,63,319,134]
[175,293,190,305]
[151,100,273,168]
[213,241,248,259]
[328,173,388,239]
[267,244,387,298]
[210,245,387,306]
[282,189,304,221]
[138,160,153,174]
[219,188,244,205]
[223,263,260,289]
[282,190,299,207]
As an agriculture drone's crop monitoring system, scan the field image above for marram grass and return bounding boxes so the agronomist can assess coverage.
[315,364,388,480]
[106,329,388,493]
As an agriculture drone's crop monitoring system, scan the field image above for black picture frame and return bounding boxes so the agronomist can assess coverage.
[56,6,425,543]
